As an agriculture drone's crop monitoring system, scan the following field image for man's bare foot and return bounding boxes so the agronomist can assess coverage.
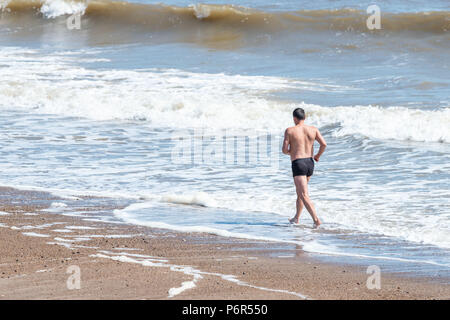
[313,219,321,228]
[289,217,299,224]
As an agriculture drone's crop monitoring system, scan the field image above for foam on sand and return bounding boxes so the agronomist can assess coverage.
[90,251,308,299]
[11,222,66,230]
[22,232,50,237]
[52,229,73,233]
[168,267,203,298]
[65,226,99,230]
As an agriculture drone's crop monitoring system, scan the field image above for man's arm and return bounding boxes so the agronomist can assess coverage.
[313,128,327,162]
[282,129,290,155]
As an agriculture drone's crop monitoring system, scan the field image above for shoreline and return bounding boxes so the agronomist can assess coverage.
[0,187,448,300]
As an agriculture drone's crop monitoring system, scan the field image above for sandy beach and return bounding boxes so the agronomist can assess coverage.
[0,187,448,300]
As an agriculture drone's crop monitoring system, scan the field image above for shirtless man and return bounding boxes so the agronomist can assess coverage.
[282,108,327,228]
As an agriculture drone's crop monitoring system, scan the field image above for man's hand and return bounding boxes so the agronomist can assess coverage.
[314,154,320,162]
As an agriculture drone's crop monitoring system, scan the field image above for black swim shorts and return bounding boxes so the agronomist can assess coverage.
[291,157,314,177]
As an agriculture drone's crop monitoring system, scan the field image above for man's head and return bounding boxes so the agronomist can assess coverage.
[293,108,305,124]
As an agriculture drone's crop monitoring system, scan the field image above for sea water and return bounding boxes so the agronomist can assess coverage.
[0,0,449,276]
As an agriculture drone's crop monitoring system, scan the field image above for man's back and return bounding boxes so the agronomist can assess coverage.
[286,124,317,161]
[283,107,327,228]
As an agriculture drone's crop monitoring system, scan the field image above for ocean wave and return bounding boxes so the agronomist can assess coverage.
[307,104,450,143]
[2,0,449,35]
[1,47,449,143]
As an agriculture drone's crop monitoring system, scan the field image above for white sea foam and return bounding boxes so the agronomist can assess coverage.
[307,104,450,143]
[0,0,10,10]
[50,202,67,208]
[0,183,81,200]
[54,236,91,242]
[36,269,51,273]
[0,182,142,201]
[97,251,167,261]
[47,241,74,249]
[81,234,137,238]
[191,3,212,19]
[168,267,203,298]
[11,222,65,230]
[91,251,307,299]
[40,0,87,19]
[161,192,217,207]
[1,47,447,143]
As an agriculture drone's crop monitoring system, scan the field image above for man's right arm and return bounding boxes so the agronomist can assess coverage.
[313,128,327,162]
[282,129,290,155]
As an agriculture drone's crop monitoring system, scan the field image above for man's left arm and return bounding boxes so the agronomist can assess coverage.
[313,128,327,161]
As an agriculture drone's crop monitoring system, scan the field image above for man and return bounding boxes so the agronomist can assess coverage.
[282,108,327,228]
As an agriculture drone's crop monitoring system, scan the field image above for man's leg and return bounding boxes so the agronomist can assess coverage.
[289,176,311,224]
[289,197,303,224]
[293,175,321,227]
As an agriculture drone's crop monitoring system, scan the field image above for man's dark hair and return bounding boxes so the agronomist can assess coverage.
[293,108,305,120]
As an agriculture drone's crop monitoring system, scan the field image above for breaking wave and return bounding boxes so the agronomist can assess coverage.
[2,0,449,34]
[0,47,449,143]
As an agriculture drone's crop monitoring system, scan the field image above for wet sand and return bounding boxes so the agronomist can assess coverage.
[0,187,448,300]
